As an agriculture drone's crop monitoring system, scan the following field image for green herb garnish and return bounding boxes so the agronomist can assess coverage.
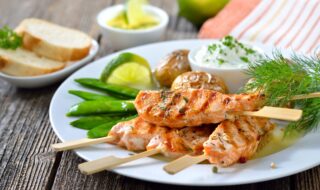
[160,90,167,101]
[240,56,249,63]
[244,47,256,55]
[244,52,320,134]
[0,26,22,50]
[222,35,236,49]
[179,107,186,114]
[212,166,218,173]
[217,58,225,65]
[159,105,166,111]
[208,44,217,53]
[205,36,261,66]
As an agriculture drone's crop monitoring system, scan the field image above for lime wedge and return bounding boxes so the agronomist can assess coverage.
[126,0,158,28]
[107,11,129,29]
[100,52,154,90]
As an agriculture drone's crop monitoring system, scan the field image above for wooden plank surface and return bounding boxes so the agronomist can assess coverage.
[0,0,319,190]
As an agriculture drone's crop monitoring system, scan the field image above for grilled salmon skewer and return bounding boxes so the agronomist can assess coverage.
[135,89,264,128]
[164,116,275,174]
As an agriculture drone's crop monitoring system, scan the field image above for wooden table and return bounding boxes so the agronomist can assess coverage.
[0,0,319,189]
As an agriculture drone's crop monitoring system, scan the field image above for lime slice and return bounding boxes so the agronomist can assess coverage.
[100,52,154,89]
[126,0,158,29]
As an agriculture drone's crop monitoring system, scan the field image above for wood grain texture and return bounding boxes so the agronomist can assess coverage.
[0,1,61,190]
[0,80,61,190]
[0,0,319,190]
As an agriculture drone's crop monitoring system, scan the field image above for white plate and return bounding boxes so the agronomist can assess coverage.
[0,40,99,88]
[49,39,320,186]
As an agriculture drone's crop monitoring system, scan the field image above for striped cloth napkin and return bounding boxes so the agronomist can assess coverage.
[198,0,320,54]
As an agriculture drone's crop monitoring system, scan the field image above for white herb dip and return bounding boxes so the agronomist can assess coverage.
[194,36,263,69]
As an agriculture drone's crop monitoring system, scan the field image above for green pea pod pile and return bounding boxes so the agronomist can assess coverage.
[67,78,140,138]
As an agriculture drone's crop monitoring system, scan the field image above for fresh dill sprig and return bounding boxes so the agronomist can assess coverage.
[244,52,320,133]
[287,98,320,132]
[0,26,22,50]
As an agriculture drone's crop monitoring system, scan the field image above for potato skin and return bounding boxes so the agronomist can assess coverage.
[171,71,229,93]
[155,49,191,87]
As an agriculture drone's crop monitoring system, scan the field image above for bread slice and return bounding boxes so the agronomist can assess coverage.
[0,48,65,76]
[15,18,92,62]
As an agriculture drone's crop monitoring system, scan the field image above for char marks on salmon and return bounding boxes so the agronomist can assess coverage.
[203,116,275,167]
[109,117,215,158]
[134,89,263,128]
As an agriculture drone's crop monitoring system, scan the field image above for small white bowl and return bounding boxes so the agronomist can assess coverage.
[97,4,169,50]
[188,42,262,93]
[0,40,99,88]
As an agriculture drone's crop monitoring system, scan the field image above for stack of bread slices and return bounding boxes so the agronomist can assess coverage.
[0,18,92,76]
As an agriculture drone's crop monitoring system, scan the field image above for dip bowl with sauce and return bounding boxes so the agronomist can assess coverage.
[97,4,169,50]
[189,36,263,93]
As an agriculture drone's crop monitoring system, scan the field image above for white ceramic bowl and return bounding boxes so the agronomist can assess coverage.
[0,40,99,88]
[97,4,169,50]
[189,42,262,93]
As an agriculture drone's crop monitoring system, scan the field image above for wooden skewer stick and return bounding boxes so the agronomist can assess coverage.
[163,155,207,175]
[51,136,115,152]
[239,106,302,121]
[291,92,320,100]
[78,148,161,175]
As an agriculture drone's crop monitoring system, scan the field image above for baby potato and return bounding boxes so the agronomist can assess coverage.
[155,49,191,87]
[171,71,229,93]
